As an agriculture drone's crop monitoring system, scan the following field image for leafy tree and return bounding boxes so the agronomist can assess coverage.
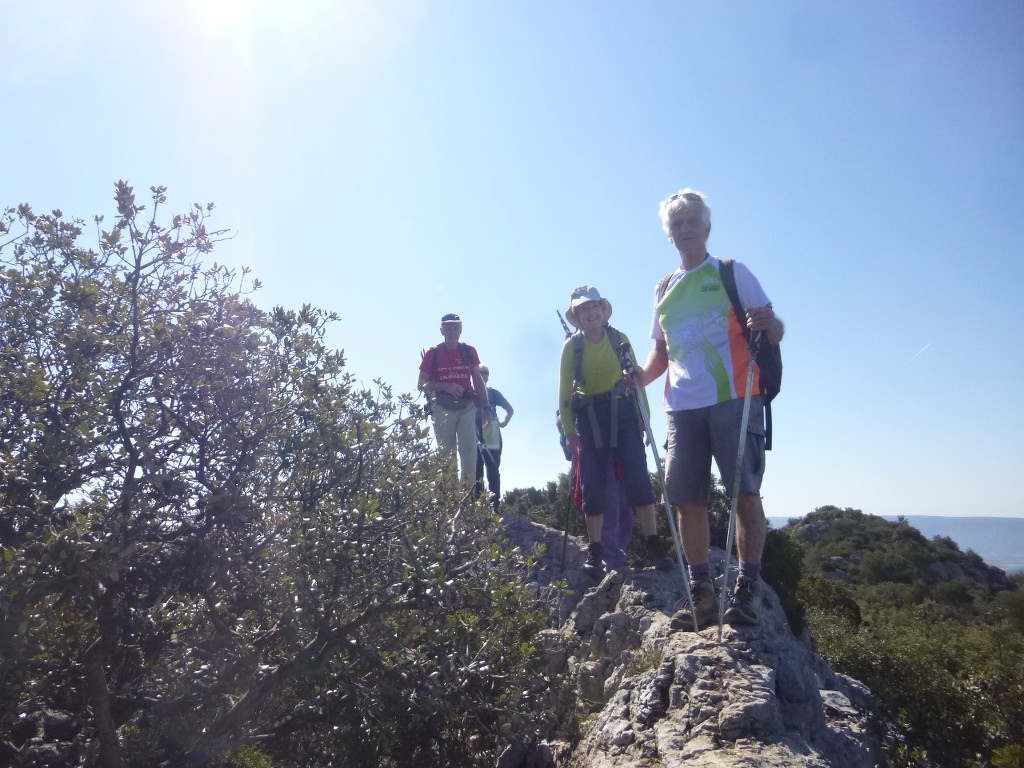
[503,474,577,536]
[0,184,569,767]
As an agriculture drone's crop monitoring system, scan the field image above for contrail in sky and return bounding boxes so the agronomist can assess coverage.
[906,343,931,364]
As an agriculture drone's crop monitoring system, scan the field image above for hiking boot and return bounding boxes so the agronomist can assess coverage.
[581,543,605,579]
[645,535,674,571]
[670,579,717,631]
[723,578,764,626]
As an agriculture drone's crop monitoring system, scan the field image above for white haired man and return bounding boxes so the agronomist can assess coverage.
[638,190,784,629]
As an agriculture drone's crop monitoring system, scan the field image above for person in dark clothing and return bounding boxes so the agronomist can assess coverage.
[475,364,513,511]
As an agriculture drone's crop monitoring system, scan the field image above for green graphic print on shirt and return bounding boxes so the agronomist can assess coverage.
[657,261,740,407]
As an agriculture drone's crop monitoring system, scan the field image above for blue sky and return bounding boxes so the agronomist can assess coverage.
[4,0,1023,519]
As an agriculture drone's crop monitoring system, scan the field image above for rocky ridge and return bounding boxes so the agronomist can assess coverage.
[500,514,886,768]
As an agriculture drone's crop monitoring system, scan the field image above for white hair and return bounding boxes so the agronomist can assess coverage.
[658,188,711,234]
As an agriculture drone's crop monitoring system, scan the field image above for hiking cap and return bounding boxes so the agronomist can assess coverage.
[565,286,612,327]
[568,286,604,310]
[440,313,462,324]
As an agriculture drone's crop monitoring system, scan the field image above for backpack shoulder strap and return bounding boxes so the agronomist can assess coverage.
[719,259,750,343]
[572,332,585,388]
[432,343,472,377]
[721,259,777,449]
[606,325,623,356]
[657,272,675,302]
[606,326,631,392]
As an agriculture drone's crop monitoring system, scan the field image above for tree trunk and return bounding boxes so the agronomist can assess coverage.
[84,639,122,768]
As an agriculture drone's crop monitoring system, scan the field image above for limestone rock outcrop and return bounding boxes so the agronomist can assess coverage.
[500,514,886,768]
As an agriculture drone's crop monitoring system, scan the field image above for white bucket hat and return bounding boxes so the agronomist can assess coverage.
[565,285,612,328]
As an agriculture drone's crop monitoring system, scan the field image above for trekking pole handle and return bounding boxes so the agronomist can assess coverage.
[617,342,637,377]
[749,329,764,354]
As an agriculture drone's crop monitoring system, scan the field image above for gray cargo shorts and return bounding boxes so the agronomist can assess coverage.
[664,396,765,507]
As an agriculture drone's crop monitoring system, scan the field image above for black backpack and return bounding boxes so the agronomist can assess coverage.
[657,259,782,449]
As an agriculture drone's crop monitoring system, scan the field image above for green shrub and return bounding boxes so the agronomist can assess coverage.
[994,744,1024,768]
[799,574,861,627]
[762,526,807,634]
[0,186,573,768]
[996,578,1024,634]
[810,603,1024,767]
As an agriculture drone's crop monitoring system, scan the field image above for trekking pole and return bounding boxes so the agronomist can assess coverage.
[559,455,577,568]
[617,342,699,633]
[555,308,577,567]
[556,310,573,339]
[717,331,763,643]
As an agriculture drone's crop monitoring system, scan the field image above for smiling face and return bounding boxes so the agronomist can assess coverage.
[573,300,606,336]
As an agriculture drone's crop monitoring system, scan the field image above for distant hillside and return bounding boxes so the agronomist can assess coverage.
[770,514,1024,575]
[891,516,1024,575]
[778,507,1024,767]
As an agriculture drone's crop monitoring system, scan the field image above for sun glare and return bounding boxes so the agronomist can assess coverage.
[176,0,422,79]
[183,0,260,38]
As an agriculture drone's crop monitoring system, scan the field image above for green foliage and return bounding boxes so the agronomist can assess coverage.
[997,576,1024,633]
[761,525,807,634]
[706,477,731,548]
[623,647,663,680]
[503,473,579,537]
[506,471,731,572]
[218,746,274,768]
[994,744,1024,768]
[0,185,570,768]
[792,507,1024,768]
[811,605,1024,767]
[798,574,861,627]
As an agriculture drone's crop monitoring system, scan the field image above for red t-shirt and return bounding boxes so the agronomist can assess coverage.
[419,343,480,393]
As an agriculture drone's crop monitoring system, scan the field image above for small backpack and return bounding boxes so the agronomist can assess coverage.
[657,260,782,449]
[569,325,630,450]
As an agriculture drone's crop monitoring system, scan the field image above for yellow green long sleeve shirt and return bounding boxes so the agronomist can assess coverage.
[558,329,649,437]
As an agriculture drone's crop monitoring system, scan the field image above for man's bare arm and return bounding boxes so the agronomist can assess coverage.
[471,366,491,427]
[638,339,669,387]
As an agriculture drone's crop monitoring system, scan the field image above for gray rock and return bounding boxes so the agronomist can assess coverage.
[498,514,888,768]
[928,560,967,582]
